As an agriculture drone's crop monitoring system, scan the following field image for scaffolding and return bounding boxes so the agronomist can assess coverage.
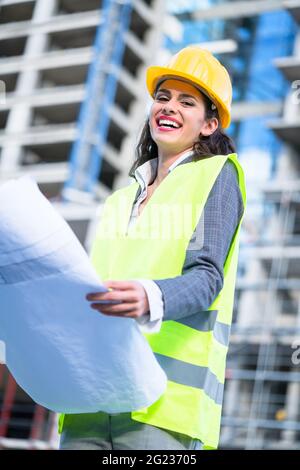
[222,183,300,448]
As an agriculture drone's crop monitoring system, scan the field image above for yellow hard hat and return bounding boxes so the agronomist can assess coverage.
[146,46,232,128]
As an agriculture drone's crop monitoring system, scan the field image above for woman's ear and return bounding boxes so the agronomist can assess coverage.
[200,117,219,137]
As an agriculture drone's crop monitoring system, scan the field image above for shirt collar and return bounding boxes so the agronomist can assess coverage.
[134,149,195,190]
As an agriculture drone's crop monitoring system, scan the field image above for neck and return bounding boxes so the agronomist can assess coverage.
[154,147,193,185]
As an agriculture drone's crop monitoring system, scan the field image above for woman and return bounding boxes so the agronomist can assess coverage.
[59,46,246,450]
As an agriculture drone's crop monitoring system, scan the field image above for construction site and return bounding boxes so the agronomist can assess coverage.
[0,0,300,450]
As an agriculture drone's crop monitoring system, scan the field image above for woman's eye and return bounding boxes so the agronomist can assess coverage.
[182,101,193,106]
[156,96,168,101]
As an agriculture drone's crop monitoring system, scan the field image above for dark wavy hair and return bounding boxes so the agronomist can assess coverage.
[128,91,236,178]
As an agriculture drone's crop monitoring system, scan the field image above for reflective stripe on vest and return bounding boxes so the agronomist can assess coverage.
[154,353,224,405]
[176,310,231,347]
[58,153,246,449]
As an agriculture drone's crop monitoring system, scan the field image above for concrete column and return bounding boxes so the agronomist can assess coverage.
[221,379,240,443]
[281,381,300,444]
[238,260,270,327]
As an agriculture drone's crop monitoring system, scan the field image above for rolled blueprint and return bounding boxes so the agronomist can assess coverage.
[0,176,167,413]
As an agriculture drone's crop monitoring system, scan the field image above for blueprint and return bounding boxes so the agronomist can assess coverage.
[0,176,167,413]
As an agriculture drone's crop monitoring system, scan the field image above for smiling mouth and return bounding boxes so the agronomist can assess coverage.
[155,118,182,131]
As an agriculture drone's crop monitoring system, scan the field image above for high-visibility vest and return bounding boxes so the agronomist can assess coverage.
[59,153,246,449]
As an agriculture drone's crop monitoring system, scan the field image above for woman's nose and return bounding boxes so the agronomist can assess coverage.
[162,100,177,114]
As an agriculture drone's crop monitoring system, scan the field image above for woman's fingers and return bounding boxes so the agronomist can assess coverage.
[86,290,138,303]
[90,302,138,317]
[103,280,135,290]
[86,280,141,302]
[91,301,138,312]
[86,280,149,319]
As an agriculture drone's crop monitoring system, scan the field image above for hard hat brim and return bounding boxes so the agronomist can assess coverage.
[146,66,230,128]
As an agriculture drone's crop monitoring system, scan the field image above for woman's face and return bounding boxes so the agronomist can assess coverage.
[149,78,217,156]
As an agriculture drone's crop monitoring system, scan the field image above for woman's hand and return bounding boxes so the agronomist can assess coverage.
[86,280,150,319]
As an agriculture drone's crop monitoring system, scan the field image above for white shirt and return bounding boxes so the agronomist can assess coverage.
[129,149,195,333]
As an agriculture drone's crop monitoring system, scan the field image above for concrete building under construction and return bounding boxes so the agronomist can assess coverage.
[0,0,300,450]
